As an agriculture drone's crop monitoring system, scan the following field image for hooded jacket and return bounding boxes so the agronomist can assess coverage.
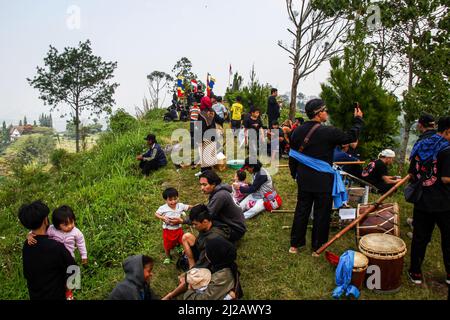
[207,184,246,239]
[108,255,159,300]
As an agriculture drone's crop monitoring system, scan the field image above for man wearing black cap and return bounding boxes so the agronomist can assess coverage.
[267,88,281,129]
[416,113,437,143]
[136,134,167,175]
[288,99,363,254]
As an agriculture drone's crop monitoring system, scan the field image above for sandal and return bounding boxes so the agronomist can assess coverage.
[289,247,298,254]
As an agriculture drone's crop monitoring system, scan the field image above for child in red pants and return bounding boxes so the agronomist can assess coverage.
[155,188,192,264]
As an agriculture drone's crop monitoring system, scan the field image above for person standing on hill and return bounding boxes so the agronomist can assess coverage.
[288,99,363,254]
[267,88,281,129]
[230,96,244,136]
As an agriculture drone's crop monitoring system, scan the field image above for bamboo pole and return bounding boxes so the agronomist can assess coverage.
[313,175,411,256]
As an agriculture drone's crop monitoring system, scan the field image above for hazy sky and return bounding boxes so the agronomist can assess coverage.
[0,0,330,131]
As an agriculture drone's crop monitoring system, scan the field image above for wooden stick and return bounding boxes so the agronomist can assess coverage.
[314,175,411,256]
[272,209,295,213]
[278,161,365,168]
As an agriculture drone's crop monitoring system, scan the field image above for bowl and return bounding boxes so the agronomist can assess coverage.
[227,159,245,170]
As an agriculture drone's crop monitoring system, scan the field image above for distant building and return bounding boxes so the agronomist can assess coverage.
[9,125,33,141]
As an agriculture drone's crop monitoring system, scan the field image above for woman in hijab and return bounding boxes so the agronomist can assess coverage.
[183,237,241,300]
[198,96,217,172]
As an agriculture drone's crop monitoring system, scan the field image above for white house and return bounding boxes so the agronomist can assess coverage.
[9,126,23,141]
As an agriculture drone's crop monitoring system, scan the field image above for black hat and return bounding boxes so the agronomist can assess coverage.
[305,99,325,119]
[144,134,156,142]
[216,96,223,102]
[418,114,435,127]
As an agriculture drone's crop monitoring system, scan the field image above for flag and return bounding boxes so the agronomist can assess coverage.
[177,76,185,97]
[191,79,198,93]
[206,73,215,97]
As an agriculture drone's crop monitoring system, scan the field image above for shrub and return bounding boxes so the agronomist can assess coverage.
[108,108,137,134]
[50,148,72,170]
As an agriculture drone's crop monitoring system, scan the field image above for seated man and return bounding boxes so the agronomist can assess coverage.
[136,134,167,176]
[180,205,230,270]
[361,149,400,194]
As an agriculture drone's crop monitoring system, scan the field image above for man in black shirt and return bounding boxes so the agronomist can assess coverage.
[267,88,280,129]
[361,149,399,194]
[416,113,437,143]
[18,200,76,300]
[407,116,450,285]
[244,107,264,157]
[288,99,363,253]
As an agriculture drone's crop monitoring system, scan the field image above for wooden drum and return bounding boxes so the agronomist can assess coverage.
[359,233,407,292]
[351,251,369,290]
[356,203,400,240]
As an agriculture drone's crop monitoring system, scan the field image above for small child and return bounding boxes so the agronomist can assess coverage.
[27,205,88,264]
[232,170,248,204]
[155,187,192,264]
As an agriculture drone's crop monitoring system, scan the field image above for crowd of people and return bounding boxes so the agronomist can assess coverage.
[17,88,450,300]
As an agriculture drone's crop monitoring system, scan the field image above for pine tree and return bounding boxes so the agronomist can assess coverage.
[19,120,23,126]
[24,116,27,126]
[33,120,37,126]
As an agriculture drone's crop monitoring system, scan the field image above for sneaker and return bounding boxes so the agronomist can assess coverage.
[288,247,298,254]
[163,257,172,264]
[194,171,202,177]
[408,271,423,284]
[446,274,450,285]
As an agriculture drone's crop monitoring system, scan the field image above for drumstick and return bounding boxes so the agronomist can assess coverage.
[313,175,411,256]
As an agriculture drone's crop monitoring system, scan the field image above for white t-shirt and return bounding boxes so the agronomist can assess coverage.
[156,203,189,230]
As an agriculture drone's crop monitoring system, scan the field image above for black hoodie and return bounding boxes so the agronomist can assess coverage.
[207,184,246,241]
[108,255,159,300]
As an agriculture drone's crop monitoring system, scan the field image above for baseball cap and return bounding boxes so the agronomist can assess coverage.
[418,114,435,127]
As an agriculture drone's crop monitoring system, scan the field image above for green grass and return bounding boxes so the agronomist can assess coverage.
[0,112,447,300]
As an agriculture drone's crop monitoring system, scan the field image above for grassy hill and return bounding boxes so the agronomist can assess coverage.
[0,109,447,300]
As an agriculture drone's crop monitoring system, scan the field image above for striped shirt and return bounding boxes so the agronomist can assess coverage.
[190,106,201,121]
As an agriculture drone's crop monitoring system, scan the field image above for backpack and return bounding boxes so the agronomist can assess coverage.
[263,190,282,212]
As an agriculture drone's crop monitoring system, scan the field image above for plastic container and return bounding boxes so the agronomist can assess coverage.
[227,159,245,170]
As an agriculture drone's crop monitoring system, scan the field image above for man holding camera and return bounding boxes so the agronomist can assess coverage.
[288,99,363,254]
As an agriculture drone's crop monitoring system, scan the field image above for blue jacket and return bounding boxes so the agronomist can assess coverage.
[332,250,360,299]
[143,143,167,166]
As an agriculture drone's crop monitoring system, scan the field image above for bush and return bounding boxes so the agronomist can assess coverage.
[50,148,72,170]
[108,108,137,134]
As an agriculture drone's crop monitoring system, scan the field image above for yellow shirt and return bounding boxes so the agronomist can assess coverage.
[230,103,243,120]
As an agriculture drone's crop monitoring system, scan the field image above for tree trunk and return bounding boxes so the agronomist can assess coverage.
[399,118,412,164]
[289,69,299,120]
[75,108,80,153]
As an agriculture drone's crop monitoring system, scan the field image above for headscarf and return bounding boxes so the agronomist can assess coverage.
[200,96,212,111]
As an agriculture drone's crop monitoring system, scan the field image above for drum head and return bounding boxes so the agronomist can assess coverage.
[359,233,407,260]
[353,251,369,269]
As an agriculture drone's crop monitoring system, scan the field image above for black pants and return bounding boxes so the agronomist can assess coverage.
[290,186,333,251]
[139,160,161,176]
[409,207,450,274]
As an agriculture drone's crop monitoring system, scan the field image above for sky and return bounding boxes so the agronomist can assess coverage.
[0,0,330,131]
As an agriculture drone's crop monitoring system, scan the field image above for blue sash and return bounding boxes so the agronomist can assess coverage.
[289,149,348,208]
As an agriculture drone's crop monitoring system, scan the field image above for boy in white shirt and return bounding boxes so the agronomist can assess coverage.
[155,188,192,264]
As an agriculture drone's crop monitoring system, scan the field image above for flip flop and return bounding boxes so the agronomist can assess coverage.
[288,247,298,254]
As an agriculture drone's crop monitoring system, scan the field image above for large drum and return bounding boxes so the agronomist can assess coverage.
[356,203,400,240]
[359,233,407,292]
[351,251,369,290]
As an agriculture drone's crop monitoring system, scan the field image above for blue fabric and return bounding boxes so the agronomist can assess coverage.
[410,134,450,161]
[289,149,348,208]
[332,250,360,299]
[143,143,168,166]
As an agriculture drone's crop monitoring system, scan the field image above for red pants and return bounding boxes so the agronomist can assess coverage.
[163,228,184,252]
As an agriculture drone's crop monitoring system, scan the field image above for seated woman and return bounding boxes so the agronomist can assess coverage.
[233,158,275,219]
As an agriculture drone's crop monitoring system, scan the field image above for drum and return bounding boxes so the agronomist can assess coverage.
[359,233,407,292]
[351,251,369,290]
[356,203,400,240]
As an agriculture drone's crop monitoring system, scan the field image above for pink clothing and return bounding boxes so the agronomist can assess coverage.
[47,225,88,259]
[232,181,248,203]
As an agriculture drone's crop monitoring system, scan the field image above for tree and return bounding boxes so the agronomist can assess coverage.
[171,57,197,95]
[19,120,23,126]
[278,0,352,120]
[145,71,174,109]
[28,39,119,152]
[23,116,27,126]
[1,121,9,144]
[33,120,37,126]
[320,23,401,159]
